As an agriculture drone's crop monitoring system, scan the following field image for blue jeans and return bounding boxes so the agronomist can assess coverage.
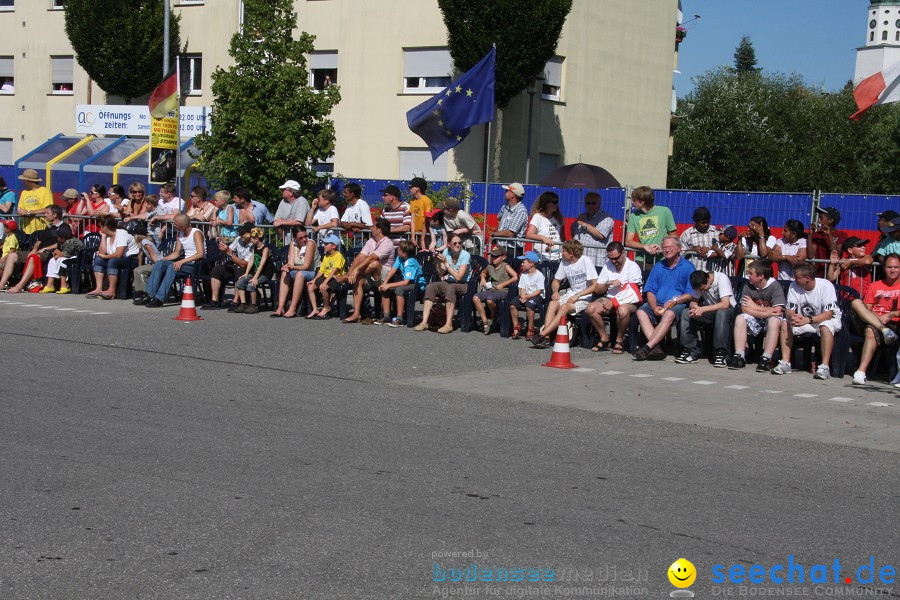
[93,255,136,276]
[145,260,196,302]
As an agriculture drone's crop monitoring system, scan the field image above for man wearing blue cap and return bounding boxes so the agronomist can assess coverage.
[306,234,345,319]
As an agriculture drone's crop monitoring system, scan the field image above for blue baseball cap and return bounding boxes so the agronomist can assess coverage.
[322,234,341,246]
[517,251,540,262]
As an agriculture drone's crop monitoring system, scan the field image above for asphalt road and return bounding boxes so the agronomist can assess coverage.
[0,295,897,599]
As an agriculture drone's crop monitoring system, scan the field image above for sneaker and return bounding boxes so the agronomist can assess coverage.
[756,356,772,373]
[243,305,259,314]
[532,335,551,349]
[200,301,218,310]
[414,322,428,332]
[852,371,867,385]
[388,317,406,328]
[814,364,831,380]
[882,328,898,345]
[373,317,386,325]
[772,360,792,375]
[133,295,148,305]
[633,344,651,361]
[729,354,746,370]
[229,304,247,314]
[26,281,42,292]
[145,298,164,308]
[40,286,56,294]
[675,352,699,364]
[647,346,666,360]
[56,287,70,295]
[713,350,729,368]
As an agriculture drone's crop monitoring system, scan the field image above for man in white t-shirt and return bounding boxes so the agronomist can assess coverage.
[676,270,735,367]
[532,240,597,348]
[339,183,373,247]
[585,241,642,354]
[773,262,842,379]
[147,183,184,235]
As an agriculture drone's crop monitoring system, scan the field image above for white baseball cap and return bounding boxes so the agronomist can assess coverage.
[502,182,525,197]
[279,180,301,190]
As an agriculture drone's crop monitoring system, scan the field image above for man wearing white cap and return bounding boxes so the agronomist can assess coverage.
[273,179,309,234]
[493,182,529,257]
[16,169,53,235]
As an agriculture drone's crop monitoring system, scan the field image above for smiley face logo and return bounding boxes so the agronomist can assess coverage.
[668,558,696,588]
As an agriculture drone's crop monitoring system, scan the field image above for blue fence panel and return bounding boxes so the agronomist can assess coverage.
[0,165,14,188]
[818,193,898,236]
[655,189,815,231]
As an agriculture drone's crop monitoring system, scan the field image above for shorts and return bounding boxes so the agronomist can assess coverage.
[511,297,542,311]
[311,275,341,292]
[382,283,416,297]
[559,290,590,314]
[637,302,687,325]
[850,311,900,341]
[363,265,391,290]
[475,289,508,303]
[424,281,468,302]
[235,274,270,292]
[738,312,774,337]
[287,269,317,281]
[790,318,841,336]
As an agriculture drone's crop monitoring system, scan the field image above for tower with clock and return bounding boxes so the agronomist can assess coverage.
[855,0,900,82]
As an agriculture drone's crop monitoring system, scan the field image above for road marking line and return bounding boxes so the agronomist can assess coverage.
[724,385,748,389]
[692,380,716,385]
[599,371,624,375]
[55,308,76,311]
[829,397,853,403]
[73,310,92,313]
[36,306,56,309]
[761,389,783,394]
[794,393,818,398]
[91,312,111,315]
[662,377,685,381]
[629,374,654,378]
[4,301,23,305]
[571,367,594,373]
[867,402,893,407]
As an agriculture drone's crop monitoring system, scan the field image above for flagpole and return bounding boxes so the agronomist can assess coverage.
[176,54,183,213]
[482,120,491,252]
[163,0,170,78]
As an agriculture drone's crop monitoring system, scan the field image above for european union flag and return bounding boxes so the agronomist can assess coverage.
[406,47,496,161]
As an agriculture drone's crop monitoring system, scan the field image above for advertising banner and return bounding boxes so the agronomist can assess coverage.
[149,116,179,184]
[75,105,210,137]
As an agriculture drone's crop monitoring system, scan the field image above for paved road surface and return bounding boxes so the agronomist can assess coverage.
[0,295,897,599]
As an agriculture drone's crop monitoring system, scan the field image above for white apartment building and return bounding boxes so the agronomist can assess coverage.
[0,0,679,188]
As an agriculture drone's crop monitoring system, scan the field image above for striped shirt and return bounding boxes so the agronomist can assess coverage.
[382,201,412,245]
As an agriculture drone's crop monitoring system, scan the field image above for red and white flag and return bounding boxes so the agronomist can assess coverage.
[850,61,900,120]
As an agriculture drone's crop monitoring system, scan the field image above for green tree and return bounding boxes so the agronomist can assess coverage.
[733,35,758,74]
[193,0,340,204]
[64,0,181,103]
[668,68,900,193]
[437,0,572,178]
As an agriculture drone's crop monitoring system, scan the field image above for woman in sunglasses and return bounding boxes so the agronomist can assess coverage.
[525,191,564,261]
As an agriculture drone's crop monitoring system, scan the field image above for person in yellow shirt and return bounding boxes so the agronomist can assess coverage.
[0,219,19,260]
[306,234,346,319]
[16,169,54,234]
[408,176,432,249]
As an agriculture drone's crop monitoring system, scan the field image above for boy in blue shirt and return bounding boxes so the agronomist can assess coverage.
[378,240,425,327]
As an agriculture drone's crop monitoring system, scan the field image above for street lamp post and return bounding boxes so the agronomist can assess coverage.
[524,75,544,185]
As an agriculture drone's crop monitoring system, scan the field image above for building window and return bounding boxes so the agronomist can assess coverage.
[0,0,13,10]
[883,30,889,41]
[312,157,334,176]
[538,153,560,181]
[542,56,564,101]
[403,48,452,93]
[896,31,899,42]
[398,148,448,181]
[309,51,337,90]
[51,0,65,8]
[50,55,73,93]
[871,31,875,42]
[181,54,202,95]
[0,138,12,165]
[0,56,13,94]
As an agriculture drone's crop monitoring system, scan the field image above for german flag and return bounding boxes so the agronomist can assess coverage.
[149,70,178,119]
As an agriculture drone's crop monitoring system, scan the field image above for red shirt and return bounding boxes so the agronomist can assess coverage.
[863,279,900,323]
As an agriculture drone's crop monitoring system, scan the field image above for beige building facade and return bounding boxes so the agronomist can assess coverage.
[0,0,678,188]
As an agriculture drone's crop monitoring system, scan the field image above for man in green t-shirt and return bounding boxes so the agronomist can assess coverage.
[625,185,676,268]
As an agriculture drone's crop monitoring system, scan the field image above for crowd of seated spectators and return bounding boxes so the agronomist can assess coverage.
[1,176,899,388]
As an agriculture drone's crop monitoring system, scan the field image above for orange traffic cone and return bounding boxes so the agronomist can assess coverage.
[542,313,577,369]
[173,277,203,322]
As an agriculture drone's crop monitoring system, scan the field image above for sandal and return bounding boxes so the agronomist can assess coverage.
[511,325,521,340]
[591,340,610,352]
[611,341,625,355]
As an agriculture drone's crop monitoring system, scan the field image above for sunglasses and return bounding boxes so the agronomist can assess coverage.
[546,200,559,205]
[585,201,598,206]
